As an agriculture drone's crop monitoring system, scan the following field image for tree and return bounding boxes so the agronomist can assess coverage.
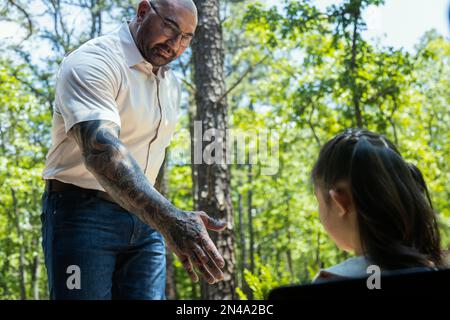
[191,0,237,300]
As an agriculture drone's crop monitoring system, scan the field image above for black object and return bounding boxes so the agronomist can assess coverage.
[45,179,116,203]
[268,268,450,299]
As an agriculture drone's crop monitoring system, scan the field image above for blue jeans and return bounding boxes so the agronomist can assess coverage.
[40,189,166,300]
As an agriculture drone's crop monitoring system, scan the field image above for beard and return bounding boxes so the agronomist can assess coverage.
[135,24,177,67]
[147,43,177,66]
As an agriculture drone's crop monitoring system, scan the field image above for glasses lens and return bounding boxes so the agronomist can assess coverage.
[162,22,192,47]
[180,35,192,47]
[163,24,177,37]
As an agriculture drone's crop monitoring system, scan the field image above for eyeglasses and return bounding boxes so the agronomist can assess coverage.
[149,1,193,48]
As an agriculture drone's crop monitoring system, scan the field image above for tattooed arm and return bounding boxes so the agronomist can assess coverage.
[68,120,225,284]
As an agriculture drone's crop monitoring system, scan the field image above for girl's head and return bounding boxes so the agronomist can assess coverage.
[311,129,443,269]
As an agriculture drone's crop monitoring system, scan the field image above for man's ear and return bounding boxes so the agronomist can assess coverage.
[329,189,352,218]
[137,1,150,22]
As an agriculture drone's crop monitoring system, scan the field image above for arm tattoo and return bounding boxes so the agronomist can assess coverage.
[68,120,177,229]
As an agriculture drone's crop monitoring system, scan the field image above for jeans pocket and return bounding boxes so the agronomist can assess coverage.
[52,191,94,216]
[41,192,64,250]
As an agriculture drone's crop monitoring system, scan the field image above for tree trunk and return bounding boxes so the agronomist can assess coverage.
[31,236,40,300]
[1,240,11,297]
[30,186,41,300]
[154,153,177,300]
[192,0,237,300]
[237,193,246,281]
[237,192,251,298]
[10,188,27,300]
[189,93,199,211]
[315,232,322,269]
[247,165,255,275]
[349,1,363,128]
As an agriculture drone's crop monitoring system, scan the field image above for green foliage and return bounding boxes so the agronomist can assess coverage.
[0,60,52,299]
[238,262,292,300]
[241,267,275,300]
[231,0,450,297]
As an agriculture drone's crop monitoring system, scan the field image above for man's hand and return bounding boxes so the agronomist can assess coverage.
[162,210,226,284]
[68,120,227,284]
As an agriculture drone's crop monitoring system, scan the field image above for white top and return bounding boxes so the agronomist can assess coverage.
[313,256,372,282]
[312,256,435,283]
[42,21,181,191]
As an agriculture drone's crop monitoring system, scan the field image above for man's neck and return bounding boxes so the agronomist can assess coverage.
[128,19,139,47]
[129,20,160,76]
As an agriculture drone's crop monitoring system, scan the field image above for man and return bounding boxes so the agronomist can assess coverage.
[41,0,226,300]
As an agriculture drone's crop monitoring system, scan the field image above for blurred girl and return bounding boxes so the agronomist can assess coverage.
[311,129,445,282]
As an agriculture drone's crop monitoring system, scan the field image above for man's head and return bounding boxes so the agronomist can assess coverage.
[133,0,197,67]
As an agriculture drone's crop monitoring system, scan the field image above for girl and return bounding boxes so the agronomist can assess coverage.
[311,129,445,282]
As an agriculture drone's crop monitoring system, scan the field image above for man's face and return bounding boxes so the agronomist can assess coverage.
[135,0,197,67]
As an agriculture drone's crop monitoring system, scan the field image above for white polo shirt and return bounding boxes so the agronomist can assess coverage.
[42,21,181,191]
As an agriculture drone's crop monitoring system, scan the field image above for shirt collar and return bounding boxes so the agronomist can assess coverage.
[118,21,144,68]
[118,20,170,78]
[322,256,372,278]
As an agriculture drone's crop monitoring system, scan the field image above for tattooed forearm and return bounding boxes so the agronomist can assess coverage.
[68,120,176,228]
[68,119,227,284]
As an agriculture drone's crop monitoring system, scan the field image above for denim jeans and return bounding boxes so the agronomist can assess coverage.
[40,189,166,300]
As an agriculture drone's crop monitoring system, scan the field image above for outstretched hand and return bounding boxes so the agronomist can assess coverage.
[162,210,227,284]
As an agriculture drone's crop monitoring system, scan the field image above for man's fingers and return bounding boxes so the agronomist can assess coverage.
[193,243,224,281]
[192,244,209,265]
[202,237,225,269]
[199,212,227,231]
[197,264,215,284]
[189,253,200,265]
[170,211,227,285]
[177,254,198,283]
[193,244,224,282]
[204,255,224,281]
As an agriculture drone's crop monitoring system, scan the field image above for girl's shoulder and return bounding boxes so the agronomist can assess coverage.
[312,256,440,283]
[313,256,372,283]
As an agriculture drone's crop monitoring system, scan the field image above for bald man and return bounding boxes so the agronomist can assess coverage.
[41,0,225,300]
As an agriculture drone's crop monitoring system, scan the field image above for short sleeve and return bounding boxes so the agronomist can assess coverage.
[55,51,122,133]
